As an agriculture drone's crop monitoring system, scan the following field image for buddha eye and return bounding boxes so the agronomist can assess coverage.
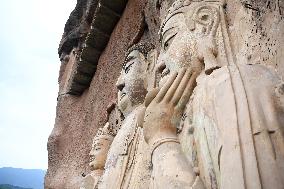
[163,33,177,51]
[124,62,134,74]
[165,42,169,49]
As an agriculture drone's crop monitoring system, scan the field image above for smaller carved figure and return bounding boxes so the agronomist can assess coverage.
[98,42,155,189]
[80,122,114,189]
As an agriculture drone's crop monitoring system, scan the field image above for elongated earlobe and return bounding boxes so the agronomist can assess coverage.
[192,5,221,74]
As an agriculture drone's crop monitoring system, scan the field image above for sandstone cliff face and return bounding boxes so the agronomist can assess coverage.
[45,0,155,188]
[45,0,284,188]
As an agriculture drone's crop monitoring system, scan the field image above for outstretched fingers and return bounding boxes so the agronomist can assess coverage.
[155,71,178,102]
[171,68,193,106]
[163,68,186,102]
[175,72,198,112]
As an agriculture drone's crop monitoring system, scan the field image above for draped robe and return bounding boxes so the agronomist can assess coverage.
[182,63,284,189]
[98,107,151,189]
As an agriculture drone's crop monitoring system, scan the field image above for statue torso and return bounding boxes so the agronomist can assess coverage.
[99,108,151,189]
[180,64,284,189]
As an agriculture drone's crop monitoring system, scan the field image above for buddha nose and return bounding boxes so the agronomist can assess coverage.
[116,76,125,91]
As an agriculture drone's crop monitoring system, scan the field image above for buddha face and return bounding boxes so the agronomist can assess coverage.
[116,50,148,115]
[89,133,113,170]
[157,4,202,87]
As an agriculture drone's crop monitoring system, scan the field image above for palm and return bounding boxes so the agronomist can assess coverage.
[142,68,199,144]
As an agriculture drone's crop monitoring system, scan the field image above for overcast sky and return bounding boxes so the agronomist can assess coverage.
[0,0,76,169]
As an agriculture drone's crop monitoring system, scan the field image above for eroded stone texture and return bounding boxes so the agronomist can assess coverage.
[45,0,149,188]
[58,0,99,58]
[148,0,284,188]
[46,0,284,188]
[67,0,130,95]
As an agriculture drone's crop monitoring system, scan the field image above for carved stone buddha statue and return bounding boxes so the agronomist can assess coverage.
[80,122,114,189]
[98,43,155,189]
[142,0,284,189]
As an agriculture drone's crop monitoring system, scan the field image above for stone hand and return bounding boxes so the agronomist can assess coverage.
[143,68,198,145]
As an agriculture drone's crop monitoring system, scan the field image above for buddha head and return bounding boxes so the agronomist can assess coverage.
[116,43,155,116]
[157,0,221,86]
[89,123,114,170]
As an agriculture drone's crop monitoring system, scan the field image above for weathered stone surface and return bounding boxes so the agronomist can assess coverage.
[77,60,97,76]
[92,3,121,35]
[80,46,101,63]
[58,0,99,57]
[46,0,284,188]
[86,28,109,51]
[101,0,128,14]
[63,0,130,96]
[45,0,148,188]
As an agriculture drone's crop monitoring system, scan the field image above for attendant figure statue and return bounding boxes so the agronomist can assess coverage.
[98,43,155,189]
[80,123,114,189]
